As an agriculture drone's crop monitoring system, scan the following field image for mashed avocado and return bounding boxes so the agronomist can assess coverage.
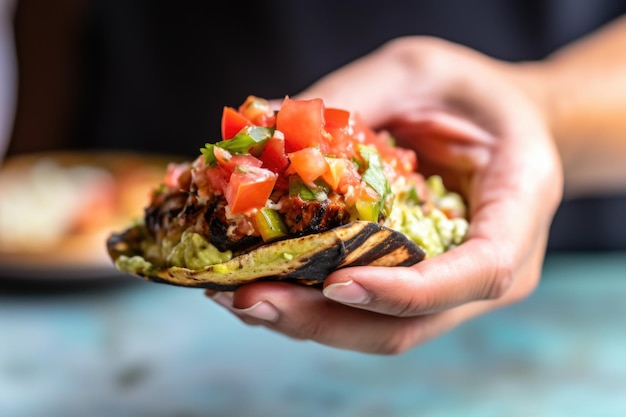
[115,255,157,276]
[115,228,233,274]
[165,229,232,269]
[387,175,468,258]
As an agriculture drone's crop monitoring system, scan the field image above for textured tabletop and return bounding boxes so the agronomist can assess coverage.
[1,251,626,417]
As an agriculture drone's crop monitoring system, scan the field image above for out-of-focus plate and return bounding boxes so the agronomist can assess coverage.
[0,151,181,282]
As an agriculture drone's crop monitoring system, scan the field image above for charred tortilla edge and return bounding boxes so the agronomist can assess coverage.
[107,221,425,290]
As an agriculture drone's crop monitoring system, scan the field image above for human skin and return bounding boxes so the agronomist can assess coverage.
[505,14,626,197]
[208,16,626,354]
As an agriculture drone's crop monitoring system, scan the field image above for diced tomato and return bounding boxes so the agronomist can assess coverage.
[163,162,192,189]
[321,157,361,192]
[322,108,354,159]
[276,97,329,153]
[193,165,228,198]
[225,166,277,214]
[213,146,263,174]
[238,95,276,127]
[351,113,385,147]
[221,106,251,140]
[326,128,356,159]
[285,147,328,187]
[344,182,380,214]
[209,147,267,198]
[259,134,289,175]
[226,154,263,171]
[324,108,350,129]
[347,115,418,173]
[211,95,420,220]
[385,146,418,174]
[275,176,290,192]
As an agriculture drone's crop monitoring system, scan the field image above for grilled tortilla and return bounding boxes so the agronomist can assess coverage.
[107,221,425,290]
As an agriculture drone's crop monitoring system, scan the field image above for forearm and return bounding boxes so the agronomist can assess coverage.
[507,15,626,197]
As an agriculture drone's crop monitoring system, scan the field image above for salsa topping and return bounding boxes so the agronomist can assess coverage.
[143,95,468,265]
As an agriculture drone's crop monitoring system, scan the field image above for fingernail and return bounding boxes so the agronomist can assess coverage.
[234,301,280,323]
[323,280,371,305]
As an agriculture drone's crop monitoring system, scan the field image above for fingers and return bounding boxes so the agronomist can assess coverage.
[207,282,454,354]
[325,242,503,316]
[205,225,547,354]
[206,279,510,354]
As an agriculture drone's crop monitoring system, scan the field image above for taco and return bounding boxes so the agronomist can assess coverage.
[107,96,468,290]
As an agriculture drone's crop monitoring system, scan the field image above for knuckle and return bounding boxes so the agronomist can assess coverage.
[386,293,424,317]
[379,270,439,317]
[481,241,541,303]
[485,259,515,300]
[382,36,451,74]
[305,320,330,342]
[377,322,432,355]
[480,240,516,301]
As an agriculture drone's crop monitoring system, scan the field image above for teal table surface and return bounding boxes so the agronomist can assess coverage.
[1,251,625,417]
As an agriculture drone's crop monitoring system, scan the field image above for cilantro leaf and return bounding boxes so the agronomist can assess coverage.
[359,145,393,217]
[200,126,274,166]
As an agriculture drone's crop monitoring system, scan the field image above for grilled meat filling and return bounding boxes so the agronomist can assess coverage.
[144,190,188,244]
[143,185,354,259]
[207,205,262,254]
[281,193,351,235]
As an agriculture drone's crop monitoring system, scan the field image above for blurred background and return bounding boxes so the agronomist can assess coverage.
[4,0,626,250]
[1,1,626,416]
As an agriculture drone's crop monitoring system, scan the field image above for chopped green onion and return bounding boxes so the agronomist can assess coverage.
[288,176,329,201]
[355,199,380,222]
[255,208,289,242]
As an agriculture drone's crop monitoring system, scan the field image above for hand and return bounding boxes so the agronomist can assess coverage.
[208,37,563,354]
